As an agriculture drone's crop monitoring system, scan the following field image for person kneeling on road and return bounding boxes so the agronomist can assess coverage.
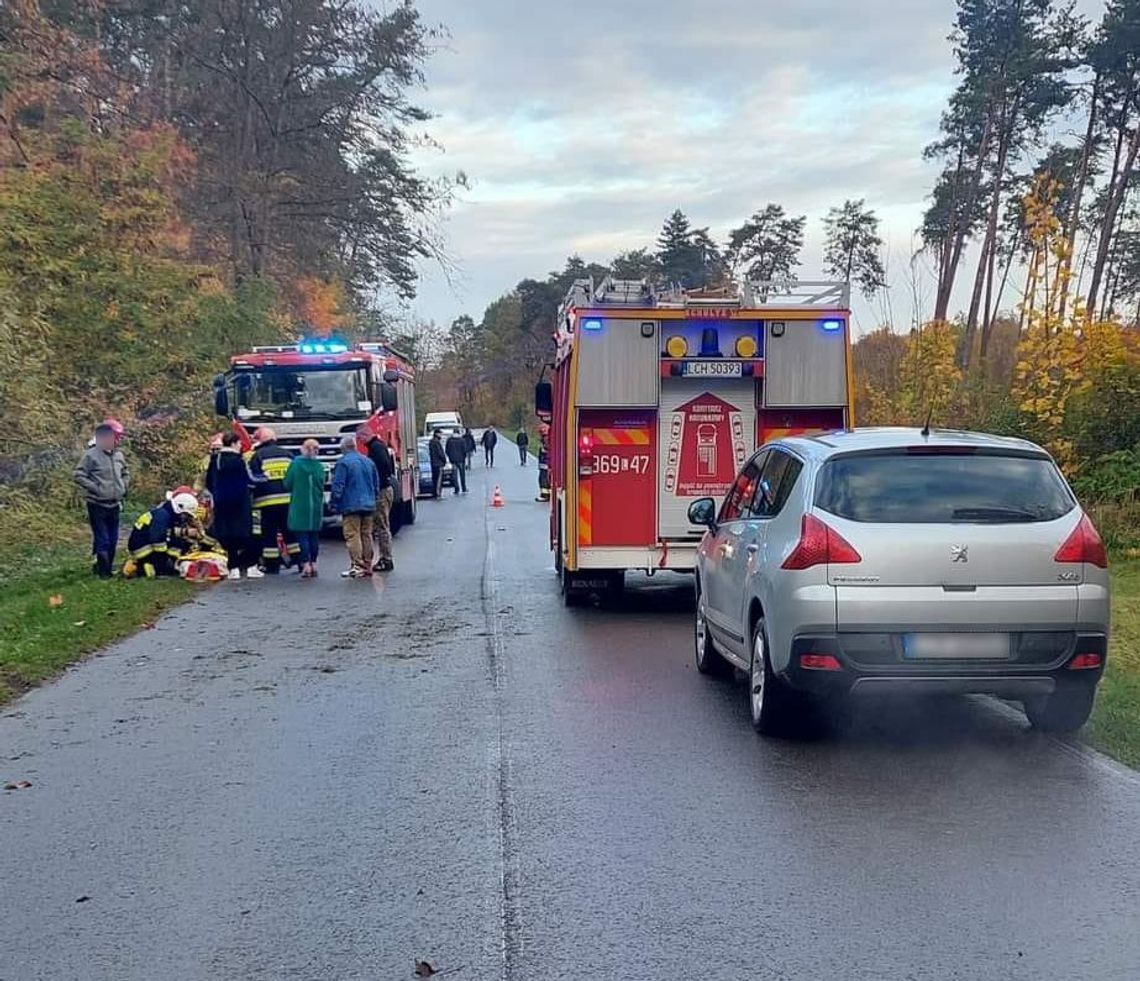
[123,488,200,578]
[331,435,379,579]
[360,428,395,572]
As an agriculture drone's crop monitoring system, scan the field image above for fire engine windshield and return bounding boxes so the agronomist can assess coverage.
[233,367,369,421]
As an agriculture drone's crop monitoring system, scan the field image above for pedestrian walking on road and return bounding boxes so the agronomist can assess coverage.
[331,435,379,578]
[429,429,447,498]
[285,439,326,579]
[446,430,468,494]
[516,428,529,466]
[206,432,263,580]
[463,427,476,469]
[73,419,129,578]
[481,427,498,467]
[361,429,395,572]
[249,427,299,573]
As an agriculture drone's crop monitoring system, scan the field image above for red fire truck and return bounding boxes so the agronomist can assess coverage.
[536,278,854,603]
[213,339,419,528]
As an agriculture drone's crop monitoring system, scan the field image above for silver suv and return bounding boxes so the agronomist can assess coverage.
[689,429,1110,736]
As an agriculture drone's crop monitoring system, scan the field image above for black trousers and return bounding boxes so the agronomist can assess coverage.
[87,502,120,578]
[254,503,297,572]
[431,465,443,498]
[484,447,494,466]
[518,445,528,465]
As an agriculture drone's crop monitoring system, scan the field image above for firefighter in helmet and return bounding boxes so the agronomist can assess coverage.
[249,427,299,573]
[123,487,200,578]
[536,422,551,502]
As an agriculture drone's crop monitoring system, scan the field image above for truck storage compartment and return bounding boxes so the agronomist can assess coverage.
[577,410,657,547]
[579,410,661,546]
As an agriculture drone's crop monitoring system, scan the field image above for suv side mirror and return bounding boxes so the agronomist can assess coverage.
[213,375,229,417]
[379,381,398,412]
[535,380,553,415]
[687,497,717,530]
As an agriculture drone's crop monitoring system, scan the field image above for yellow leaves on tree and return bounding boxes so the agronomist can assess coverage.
[295,278,348,337]
[860,321,962,427]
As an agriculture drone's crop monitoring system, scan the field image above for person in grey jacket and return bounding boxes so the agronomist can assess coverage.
[73,421,130,578]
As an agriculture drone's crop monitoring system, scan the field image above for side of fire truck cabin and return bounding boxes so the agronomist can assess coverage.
[541,278,853,602]
[214,340,418,527]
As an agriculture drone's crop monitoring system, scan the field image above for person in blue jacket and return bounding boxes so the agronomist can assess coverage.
[330,435,379,579]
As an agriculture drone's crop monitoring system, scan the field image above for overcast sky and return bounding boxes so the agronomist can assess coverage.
[403,0,1097,334]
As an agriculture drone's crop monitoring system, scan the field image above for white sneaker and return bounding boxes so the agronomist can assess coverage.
[227,568,242,581]
[245,567,266,580]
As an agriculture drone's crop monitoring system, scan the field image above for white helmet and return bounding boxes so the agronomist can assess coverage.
[167,489,199,515]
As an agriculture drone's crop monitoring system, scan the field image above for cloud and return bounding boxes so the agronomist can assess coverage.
[403,0,972,331]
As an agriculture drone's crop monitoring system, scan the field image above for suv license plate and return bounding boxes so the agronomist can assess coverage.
[903,633,1010,660]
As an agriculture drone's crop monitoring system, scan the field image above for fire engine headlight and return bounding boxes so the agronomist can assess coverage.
[665,335,688,358]
[735,335,758,358]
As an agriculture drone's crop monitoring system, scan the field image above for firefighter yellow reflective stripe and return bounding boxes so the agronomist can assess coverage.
[261,547,281,560]
[261,459,290,480]
[134,512,153,529]
[286,542,301,555]
[253,494,291,508]
[130,543,173,560]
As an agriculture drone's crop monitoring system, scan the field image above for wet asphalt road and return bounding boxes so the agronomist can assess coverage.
[4,445,1140,981]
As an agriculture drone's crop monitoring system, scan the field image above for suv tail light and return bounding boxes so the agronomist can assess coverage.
[1054,514,1108,569]
[782,514,862,570]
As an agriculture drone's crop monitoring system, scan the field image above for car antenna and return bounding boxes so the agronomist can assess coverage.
[920,407,933,438]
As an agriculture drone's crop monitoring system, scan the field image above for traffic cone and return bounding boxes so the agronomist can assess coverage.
[491,485,505,508]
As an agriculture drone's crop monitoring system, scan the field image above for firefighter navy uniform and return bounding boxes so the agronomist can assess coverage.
[126,501,194,578]
[249,440,299,572]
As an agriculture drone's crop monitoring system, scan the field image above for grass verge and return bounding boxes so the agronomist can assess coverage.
[0,541,193,705]
[1086,560,1140,769]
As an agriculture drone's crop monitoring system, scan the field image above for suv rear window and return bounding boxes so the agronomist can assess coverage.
[815,451,1075,523]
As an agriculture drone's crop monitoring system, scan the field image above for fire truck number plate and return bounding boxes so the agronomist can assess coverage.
[595,454,651,476]
[681,361,745,378]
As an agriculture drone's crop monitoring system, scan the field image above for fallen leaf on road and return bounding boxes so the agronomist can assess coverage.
[72,621,87,628]
[414,960,436,977]
[142,623,156,630]
[48,594,64,608]
[4,780,32,791]
[75,895,91,903]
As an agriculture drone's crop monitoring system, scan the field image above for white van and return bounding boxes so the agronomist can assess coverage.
[424,410,463,437]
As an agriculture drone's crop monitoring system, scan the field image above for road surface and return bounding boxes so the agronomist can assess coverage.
[4,444,1140,980]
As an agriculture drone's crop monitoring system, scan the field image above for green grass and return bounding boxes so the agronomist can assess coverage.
[1086,560,1140,768]
[0,542,193,704]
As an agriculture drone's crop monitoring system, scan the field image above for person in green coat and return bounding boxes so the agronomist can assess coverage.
[284,439,327,578]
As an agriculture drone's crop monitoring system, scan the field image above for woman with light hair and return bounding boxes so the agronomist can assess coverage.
[285,438,327,578]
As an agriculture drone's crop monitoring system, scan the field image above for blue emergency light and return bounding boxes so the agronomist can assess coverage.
[581,318,603,332]
[300,340,349,354]
[820,319,843,333]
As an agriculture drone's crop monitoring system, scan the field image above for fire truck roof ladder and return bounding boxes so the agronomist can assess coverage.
[743,280,851,309]
[251,344,302,354]
[590,277,654,306]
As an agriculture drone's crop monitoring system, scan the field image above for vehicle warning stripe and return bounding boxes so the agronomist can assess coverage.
[591,427,651,446]
[577,481,592,546]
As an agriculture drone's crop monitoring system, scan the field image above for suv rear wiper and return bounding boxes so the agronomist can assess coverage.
[951,506,1039,522]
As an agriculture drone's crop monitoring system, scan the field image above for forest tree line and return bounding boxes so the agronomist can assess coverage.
[413,0,1140,543]
[0,0,455,541]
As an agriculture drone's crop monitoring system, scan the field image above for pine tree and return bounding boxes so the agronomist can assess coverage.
[823,199,887,298]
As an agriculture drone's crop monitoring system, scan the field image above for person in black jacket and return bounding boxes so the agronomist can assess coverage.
[516,428,529,466]
[463,427,476,468]
[428,430,448,499]
[445,430,468,494]
[361,429,395,572]
[481,427,498,467]
[206,433,264,579]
